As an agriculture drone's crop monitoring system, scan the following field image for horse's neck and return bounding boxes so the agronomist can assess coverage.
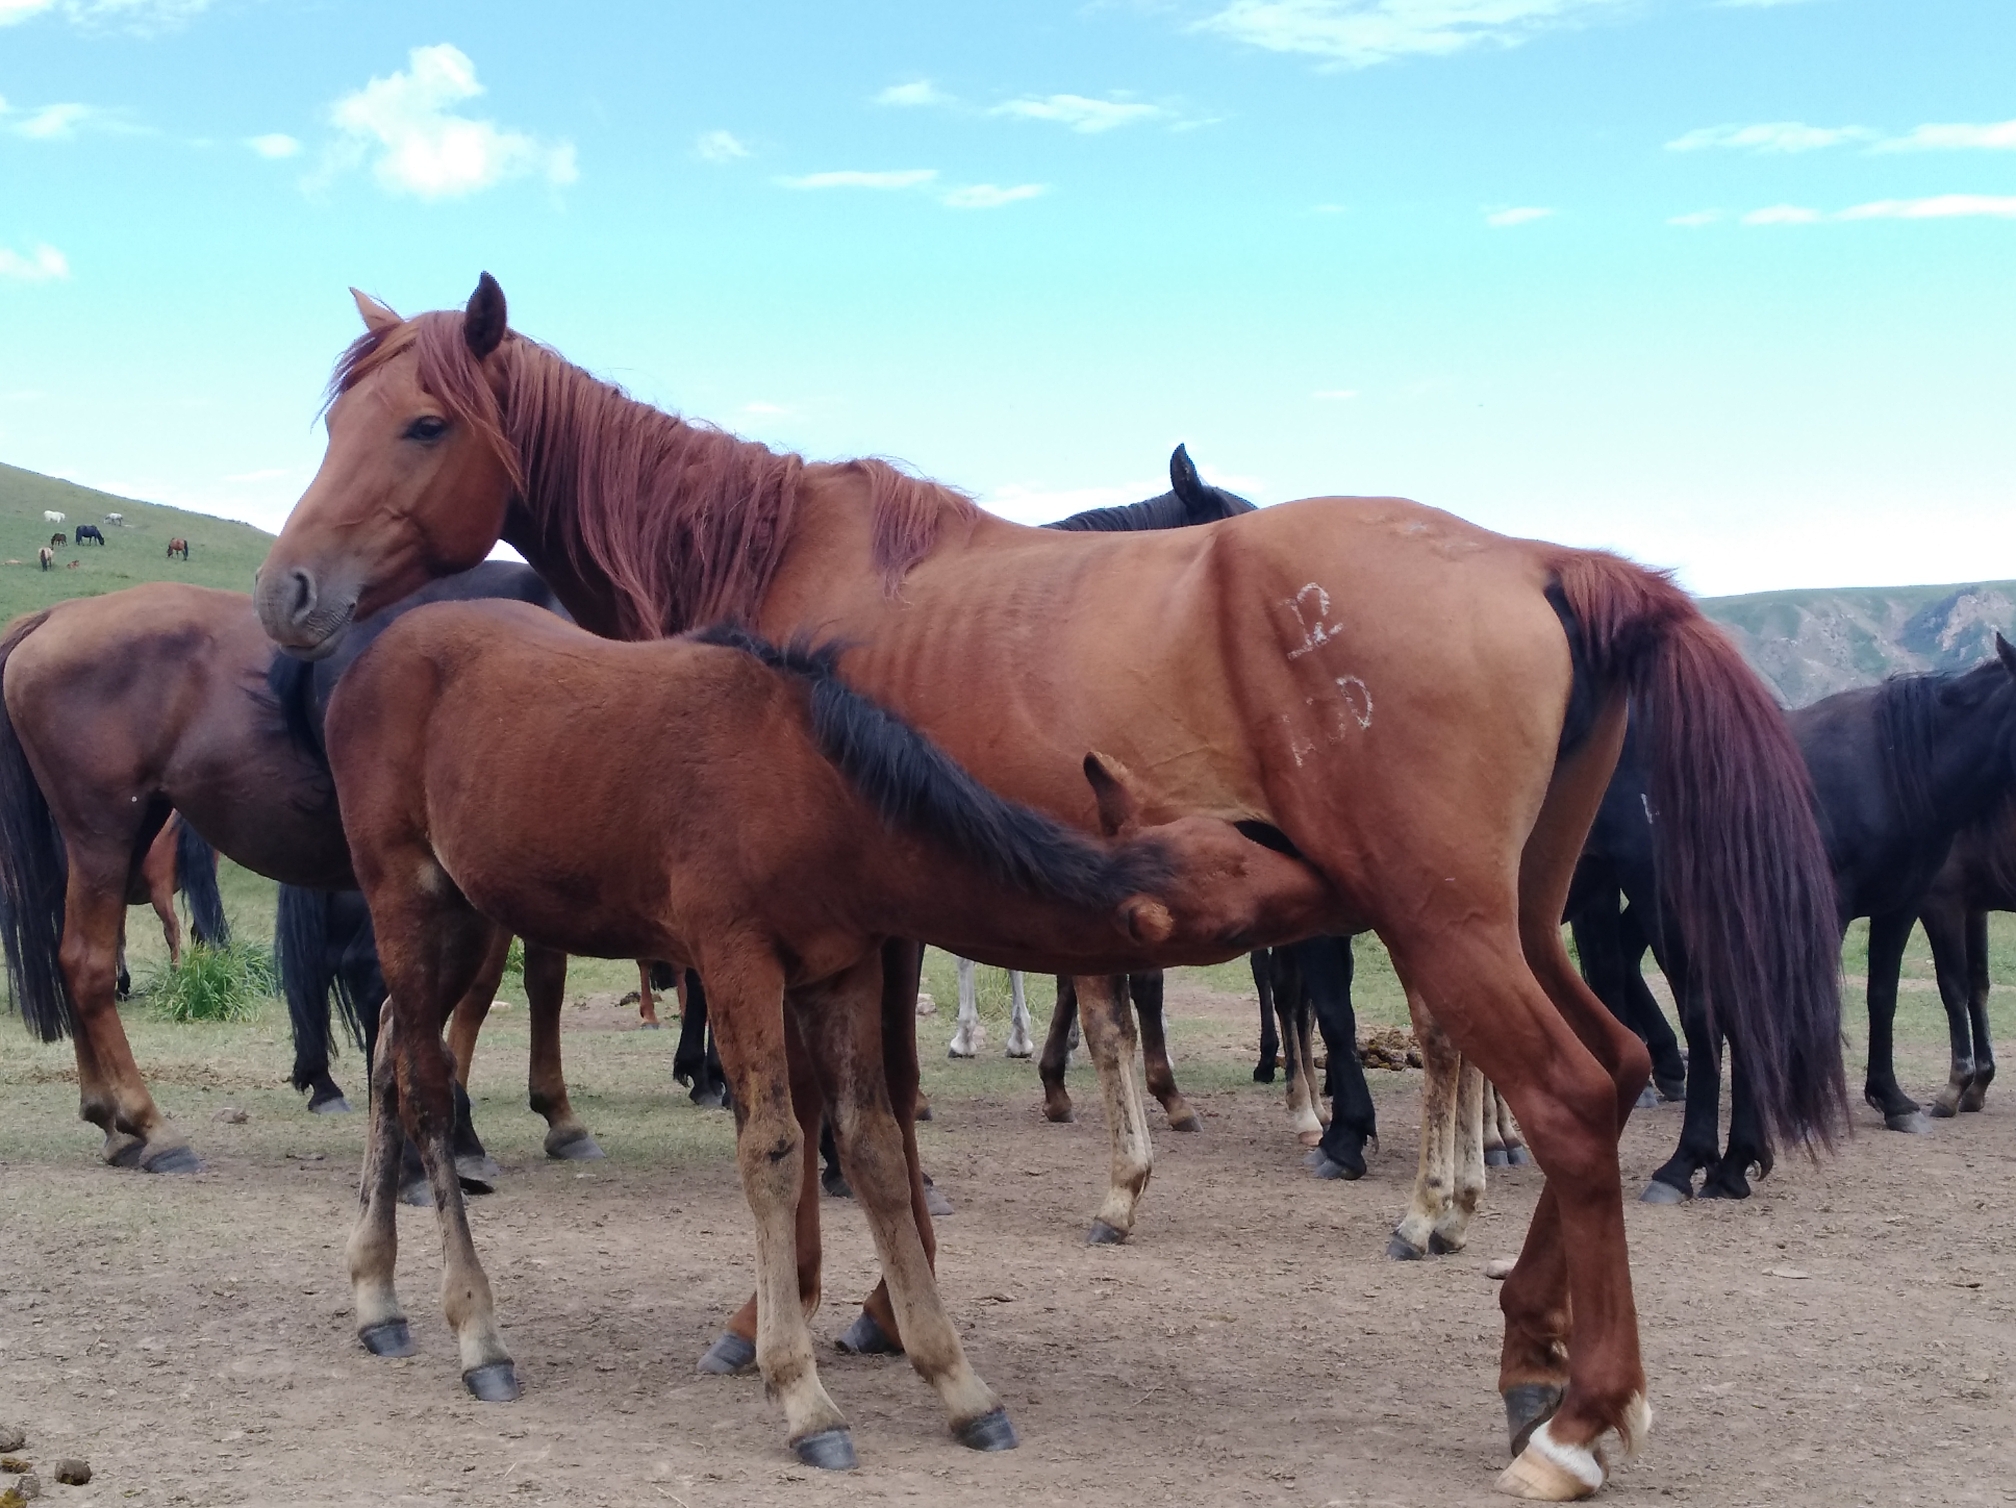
[1921,683,2016,830]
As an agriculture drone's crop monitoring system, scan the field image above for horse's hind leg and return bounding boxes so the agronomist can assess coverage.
[1390,990,1459,1260]
[1004,970,1033,1058]
[1962,909,1995,1111]
[1863,908,1930,1132]
[1924,900,1977,1118]
[349,1002,415,1359]
[439,926,510,1187]
[1432,1058,1488,1254]
[520,942,601,1160]
[1037,976,1077,1122]
[948,956,983,1057]
[144,842,183,969]
[1076,973,1157,1244]
[1494,1085,1531,1165]
[1134,972,1200,1132]
[636,961,661,1027]
[1252,948,1279,1083]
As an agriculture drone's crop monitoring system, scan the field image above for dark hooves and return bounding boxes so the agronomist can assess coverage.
[1698,1181,1749,1202]
[105,1134,146,1169]
[1885,1109,1933,1135]
[1655,1076,1688,1102]
[1043,1105,1075,1124]
[141,1144,203,1175]
[1639,1178,1691,1205]
[913,1101,934,1122]
[836,1311,903,1357]
[924,1185,954,1218]
[309,1095,354,1115]
[359,1319,417,1358]
[1304,1149,1363,1181]
[688,1085,728,1110]
[1085,1218,1127,1246]
[1385,1232,1428,1262]
[463,1361,521,1402]
[1506,1146,1532,1167]
[1252,1066,1277,1085]
[792,1427,858,1471]
[1928,1098,1959,1120]
[953,1406,1019,1452]
[1485,1147,1511,1167]
[1503,1383,1564,1460]
[1168,1113,1202,1134]
[821,1169,854,1200]
[546,1129,606,1161]
[696,1332,757,1375]
[455,1154,503,1192]
[399,1180,435,1208]
[1633,1086,1661,1112]
[1427,1230,1461,1256]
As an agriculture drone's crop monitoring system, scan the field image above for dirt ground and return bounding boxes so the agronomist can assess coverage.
[4,973,2015,1508]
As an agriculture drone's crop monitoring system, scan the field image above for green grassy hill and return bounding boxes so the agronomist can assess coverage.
[0,460,275,623]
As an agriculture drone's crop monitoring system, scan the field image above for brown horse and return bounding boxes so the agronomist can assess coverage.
[256,277,1845,1498]
[324,598,1335,1464]
[0,572,597,1174]
[166,537,189,560]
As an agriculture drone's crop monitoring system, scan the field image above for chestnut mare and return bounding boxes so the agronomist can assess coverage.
[324,599,1335,1465]
[256,277,1845,1499]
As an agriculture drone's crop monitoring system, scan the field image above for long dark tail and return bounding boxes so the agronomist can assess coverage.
[175,818,230,948]
[1553,552,1845,1154]
[0,610,72,1042]
[277,885,340,1093]
[692,625,1169,908]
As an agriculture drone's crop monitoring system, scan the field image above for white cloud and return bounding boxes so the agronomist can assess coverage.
[1485,205,1552,227]
[695,129,749,163]
[992,94,1164,133]
[246,132,300,159]
[779,168,939,190]
[875,80,953,108]
[1313,388,1359,400]
[0,243,70,281]
[222,467,291,483]
[1666,121,1871,153]
[9,102,96,139]
[1741,204,1822,225]
[328,44,576,200]
[1667,208,1723,227]
[942,182,1046,209]
[0,0,55,22]
[1836,194,2016,221]
[1878,119,2016,153]
[1196,0,1632,69]
[0,0,210,30]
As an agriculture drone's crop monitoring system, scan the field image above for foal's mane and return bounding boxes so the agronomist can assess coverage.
[1871,658,2013,831]
[330,314,975,640]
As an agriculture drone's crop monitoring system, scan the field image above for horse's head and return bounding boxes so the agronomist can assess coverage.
[256,274,519,658]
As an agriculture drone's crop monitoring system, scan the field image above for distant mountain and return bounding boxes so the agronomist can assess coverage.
[1702,580,2016,708]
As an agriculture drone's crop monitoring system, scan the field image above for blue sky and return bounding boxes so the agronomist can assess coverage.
[1,0,2010,595]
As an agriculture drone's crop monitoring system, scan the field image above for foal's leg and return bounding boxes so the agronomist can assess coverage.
[1432,1059,1488,1253]
[1037,976,1078,1123]
[1494,1085,1531,1165]
[1961,909,1995,1111]
[1133,972,1201,1132]
[437,926,509,1188]
[1252,948,1279,1083]
[948,956,983,1058]
[1076,973,1157,1244]
[636,961,661,1027]
[521,943,602,1160]
[799,960,1014,1452]
[146,860,183,969]
[1390,991,1460,1261]
[348,1002,415,1359]
[1004,971,1033,1058]
[1278,973,1323,1148]
[1863,908,1929,1132]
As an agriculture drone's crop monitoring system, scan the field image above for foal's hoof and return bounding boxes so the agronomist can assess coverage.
[792,1428,858,1471]
[1043,1103,1075,1124]
[309,1094,353,1116]
[688,1084,727,1110]
[1485,1147,1512,1167]
[455,1153,503,1192]
[398,1179,435,1208]
[953,1406,1019,1452]
[1654,1075,1687,1102]
[1502,1383,1563,1458]
[1385,1232,1429,1262]
[1305,1148,1363,1181]
[1633,1086,1661,1111]
[1428,1230,1464,1256]
[359,1320,417,1358]
[696,1332,757,1375]
[104,1131,146,1168]
[1884,1109,1932,1135]
[141,1143,202,1175]
[545,1127,605,1161]
[1085,1219,1127,1246]
[836,1311,903,1357]
[1168,1112,1202,1134]
[463,1361,521,1402]
[1506,1146,1533,1167]
[924,1184,954,1217]
[1928,1094,1959,1120]
[1639,1178,1690,1205]
[1959,1084,1989,1113]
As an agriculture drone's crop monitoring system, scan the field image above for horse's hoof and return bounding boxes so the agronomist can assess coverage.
[359,1320,416,1358]
[947,1045,976,1061]
[1639,1178,1690,1205]
[1252,1066,1277,1085]
[640,1020,663,1030]
[1633,1086,1660,1111]
[103,1132,146,1168]
[688,1084,727,1110]
[792,1428,858,1471]
[1496,1426,1602,1501]
[399,1180,435,1208]
[1959,1087,1988,1113]
[1885,1109,1933,1135]
[309,1095,353,1115]
[1006,1045,1034,1060]
[697,1332,757,1375]
[1043,1104,1075,1124]
[1295,1129,1323,1148]
[924,1185,954,1218]
[1428,1230,1464,1256]
[836,1312,903,1357]
[1304,1148,1363,1181]
[1485,1146,1511,1167]
[821,1168,853,1200]
[141,1143,202,1175]
[1503,1383,1564,1459]
[545,1128,605,1161]
[1506,1146,1532,1167]
[1168,1113,1202,1133]
[455,1153,502,1192]
[1698,1177,1750,1202]
[912,1099,934,1122]
[463,1361,521,1402]
[1086,1219,1127,1246]
[1386,1233,1429,1262]
[1654,1075,1688,1102]
[953,1407,1019,1452]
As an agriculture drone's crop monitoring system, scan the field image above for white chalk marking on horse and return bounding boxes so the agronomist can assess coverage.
[1335,675,1373,730]
[1283,582,1337,660]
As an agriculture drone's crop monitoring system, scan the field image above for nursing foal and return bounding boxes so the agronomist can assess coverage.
[326,600,1334,1469]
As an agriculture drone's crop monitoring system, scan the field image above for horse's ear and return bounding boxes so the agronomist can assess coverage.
[464,271,509,360]
[1084,752,1141,837]
[351,287,402,335]
[1996,631,2016,680]
[1169,444,1206,510]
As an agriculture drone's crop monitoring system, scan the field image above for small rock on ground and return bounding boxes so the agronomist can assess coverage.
[212,1106,249,1124]
[0,1430,19,1454]
[51,1461,88,1487]
[915,991,937,1017]
[1484,1257,1517,1280]
[9,1471,39,1501]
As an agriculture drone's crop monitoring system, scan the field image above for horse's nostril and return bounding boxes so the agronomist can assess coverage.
[288,569,315,624]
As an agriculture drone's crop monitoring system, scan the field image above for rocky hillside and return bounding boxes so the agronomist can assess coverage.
[1702,580,2016,708]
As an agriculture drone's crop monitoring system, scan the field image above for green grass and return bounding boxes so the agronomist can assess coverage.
[143,940,279,1024]
[0,459,277,624]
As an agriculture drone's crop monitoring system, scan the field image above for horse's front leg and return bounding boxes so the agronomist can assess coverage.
[1390,990,1459,1260]
[520,942,602,1160]
[1863,908,1929,1132]
[947,956,983,1057]
[1037,976,1078,1122]
[1075,973,1156,1244]
[1004,970,1034,1058]
[1133,971,1201,1132]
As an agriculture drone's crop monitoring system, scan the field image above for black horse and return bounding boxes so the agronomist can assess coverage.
[1582,637,2016,1201]
[1257,936,1382,1181]
[74,524,106,547]
[1917,796,2015,1118]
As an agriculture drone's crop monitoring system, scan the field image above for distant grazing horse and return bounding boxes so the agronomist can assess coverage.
[42,510,63,525]
[166,538,189,560]
[256,277,1845,1495]
[37,548,52,571]
[74,524,105,547]
[0,564,599,1177]
[1578,641,2016,1204]
[1917,797,2016,1116]
[49,532,66,549]
[322,598,1334,1464]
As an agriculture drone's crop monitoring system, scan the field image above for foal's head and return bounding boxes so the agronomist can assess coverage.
[258,276,518,658]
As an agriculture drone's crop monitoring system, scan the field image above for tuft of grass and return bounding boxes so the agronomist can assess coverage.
[144,941,278,1024]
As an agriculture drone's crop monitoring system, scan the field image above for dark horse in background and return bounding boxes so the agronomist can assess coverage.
[1577,638,2016,1202]
[1916,795,2016,1117]
[74,524,106,547]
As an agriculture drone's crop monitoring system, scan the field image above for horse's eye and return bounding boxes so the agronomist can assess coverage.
[404,415,449,442]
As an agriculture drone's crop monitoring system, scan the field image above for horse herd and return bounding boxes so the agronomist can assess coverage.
[3,272,2009,1500]
[27,513,177,570]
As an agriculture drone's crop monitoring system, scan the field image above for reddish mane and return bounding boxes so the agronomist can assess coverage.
[328,312,975,640]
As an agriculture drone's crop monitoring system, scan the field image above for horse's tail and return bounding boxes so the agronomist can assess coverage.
[175,818,230,948]
[693,625,1170,908]
[1551,551,1845,1155]
[0,610,73,1043]
[277,884,341,1093]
